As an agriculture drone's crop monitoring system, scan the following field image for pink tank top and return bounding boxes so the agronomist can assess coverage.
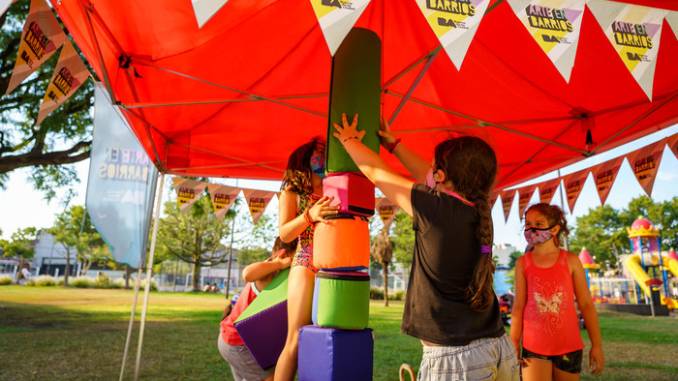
[522,250,584,355]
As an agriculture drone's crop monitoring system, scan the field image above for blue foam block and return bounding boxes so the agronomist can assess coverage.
[298,326,373,381]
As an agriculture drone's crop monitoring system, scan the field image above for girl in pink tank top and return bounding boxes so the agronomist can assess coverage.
[511,204,604,381]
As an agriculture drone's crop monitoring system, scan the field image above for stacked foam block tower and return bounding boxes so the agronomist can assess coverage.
[297,27,381,381]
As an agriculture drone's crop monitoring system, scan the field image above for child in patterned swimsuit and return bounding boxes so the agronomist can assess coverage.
[511,203,604,381]
[274,137,338,381]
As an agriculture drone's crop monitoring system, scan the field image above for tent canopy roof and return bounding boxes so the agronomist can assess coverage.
[52,0,678,189]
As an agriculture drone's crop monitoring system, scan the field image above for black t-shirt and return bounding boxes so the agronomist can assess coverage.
[401,184,504,346]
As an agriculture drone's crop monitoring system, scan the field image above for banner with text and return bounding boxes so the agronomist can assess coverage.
[508,0,585,81]
[242,189,275,224]
[590,156,623,205]
[628,140,664,196]
[173,178,207,211]
[36,41,89,125]
[588,0,667,99]
[562,169,589,213]
[5,0,66,95]
[206,184,240,220]
[376,197,399,227]
[416,0,490,69]
[86,85,158,267]
[310,0,371,55]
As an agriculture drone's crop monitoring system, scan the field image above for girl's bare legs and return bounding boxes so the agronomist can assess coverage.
[522,358,553,381]
[553,367,580,381]
[273,265,315,381]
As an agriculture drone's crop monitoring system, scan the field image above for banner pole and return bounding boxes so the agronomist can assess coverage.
[133,173,165,381]
[224,179,239,299]
[557,169,569,251]
[118,266,143,381]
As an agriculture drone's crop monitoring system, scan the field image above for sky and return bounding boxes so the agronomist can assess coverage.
[1,125,676,260]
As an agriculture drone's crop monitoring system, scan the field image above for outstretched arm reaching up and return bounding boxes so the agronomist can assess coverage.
[333,113,414,217]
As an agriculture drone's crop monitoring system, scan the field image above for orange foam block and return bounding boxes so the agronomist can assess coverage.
[313,216,370,270]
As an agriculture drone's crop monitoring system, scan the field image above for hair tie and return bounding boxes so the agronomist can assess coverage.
[480,245,492,255]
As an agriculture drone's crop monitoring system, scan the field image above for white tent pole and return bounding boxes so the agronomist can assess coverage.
[118,267,143,381]
[133,173,166,381]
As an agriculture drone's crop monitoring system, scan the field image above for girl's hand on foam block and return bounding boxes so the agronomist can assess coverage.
[333,113,365,144]
[308,196,338,222]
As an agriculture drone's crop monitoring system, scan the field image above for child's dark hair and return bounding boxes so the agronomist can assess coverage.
[524,203,570,247]
[434,136,497,311]
[281,137,323,196]
[272,236,298,254]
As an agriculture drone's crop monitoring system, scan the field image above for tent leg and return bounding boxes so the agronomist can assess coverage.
[119,267,143,381]
[133,173,165,381]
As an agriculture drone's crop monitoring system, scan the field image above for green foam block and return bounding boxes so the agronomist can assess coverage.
[236,268,289,323]
[326,27,382,173]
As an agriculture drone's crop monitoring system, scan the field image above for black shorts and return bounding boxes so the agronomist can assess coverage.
[522,347,583,374]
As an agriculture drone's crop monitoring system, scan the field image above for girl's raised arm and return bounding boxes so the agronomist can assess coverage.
[570,254,605,375]
[510,257,527,361]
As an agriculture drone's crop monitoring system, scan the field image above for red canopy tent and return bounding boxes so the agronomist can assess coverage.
[51,0,678,189]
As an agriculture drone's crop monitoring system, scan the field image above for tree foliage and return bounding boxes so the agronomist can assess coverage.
[1,0,94,200]
[570,196,678,269]
[0,226,37,260]
[392,212,415,268]
[157,195,234,291]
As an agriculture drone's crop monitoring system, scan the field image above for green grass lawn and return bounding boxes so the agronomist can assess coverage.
[1,286,677,380]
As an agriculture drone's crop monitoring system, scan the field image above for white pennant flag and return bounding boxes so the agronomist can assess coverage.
[587,0,668,100]
[310,0,371,55]
[191,0,228,28]
[416,0,491,69]
[508,0,585,82]
[667,12,678,39]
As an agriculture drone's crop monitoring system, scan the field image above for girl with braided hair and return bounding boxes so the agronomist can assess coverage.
[334,113,519,380]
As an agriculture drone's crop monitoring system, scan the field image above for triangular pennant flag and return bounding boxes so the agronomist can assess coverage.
[591,156,623,205]
[538,178,561,204]
[191,0,228,28]
[1,0,16,17]
[490,192,499,208]
[36,41,89,125]
[172,177,207,211]
[508,0,585,82]
[376,197,399,227]
[501,190,515,223]
[242,189,274,224]
[666,134,678,159]
[309,0,371,55]
[667,12,678,39]
[517,185,537,218]
[563,169,589,212]
[587,0,668,100]
[628,140,665,196]
[207,184,240,220]
[5,0,66,95]
[416,0,491,69]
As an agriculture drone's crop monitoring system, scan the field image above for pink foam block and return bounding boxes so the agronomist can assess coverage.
[322,173,375,217]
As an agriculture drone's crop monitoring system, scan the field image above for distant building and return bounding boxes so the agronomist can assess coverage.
[32,230,79,276]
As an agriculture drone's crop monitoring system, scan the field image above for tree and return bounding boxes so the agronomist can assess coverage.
[0,226,37,274]
[371,228,393,306]
[508,251,522,270]
[392,212,415,269]
[50,205,106,284]
[157,196,234,291]
[621,196,678,250]
[237,247,270,268]
[1,1,94,200]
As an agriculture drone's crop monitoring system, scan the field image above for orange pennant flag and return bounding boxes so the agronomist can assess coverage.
[172,177,207,211]
[207,184,240,220]
[501,190,515,223]
[628,141,665,197]
[5,0,66,95]
[36,41,89,125]
[563,169,589,213]
[517,186,537,219]
[665,134,678,160]
[591,156,623,205]
[376,197,399,227]
[242,189,274,224]
[538,178,561,205]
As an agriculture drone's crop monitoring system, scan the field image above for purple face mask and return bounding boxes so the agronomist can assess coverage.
[524,226,554,247]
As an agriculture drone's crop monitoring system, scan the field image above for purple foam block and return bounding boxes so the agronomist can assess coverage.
[234,301,287,370]
[323,172,375,217]
[298,326,373,381]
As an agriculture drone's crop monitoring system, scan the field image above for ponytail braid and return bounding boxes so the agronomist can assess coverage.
[466,191,496,311]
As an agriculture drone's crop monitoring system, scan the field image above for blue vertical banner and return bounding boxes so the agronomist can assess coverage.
[86,84,158,268]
